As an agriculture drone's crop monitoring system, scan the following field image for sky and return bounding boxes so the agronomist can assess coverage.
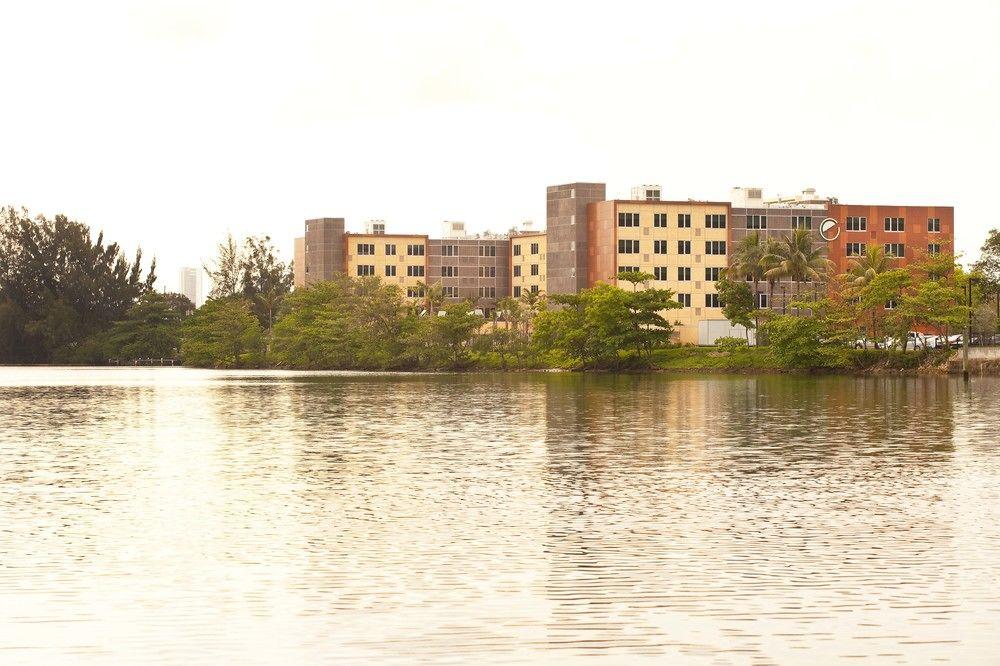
[1,0,998,293]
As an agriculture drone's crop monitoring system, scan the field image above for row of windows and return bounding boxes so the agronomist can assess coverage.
[618,212,721,228]
[512,285,540,297]
[619,240,727,255]
[513,265,540,277]
[847,243,915,258]
[630,266,728,282]
[512,242,541,256]
[357,243,426,256]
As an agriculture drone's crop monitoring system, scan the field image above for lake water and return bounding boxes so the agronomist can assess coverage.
[1,368,998,664]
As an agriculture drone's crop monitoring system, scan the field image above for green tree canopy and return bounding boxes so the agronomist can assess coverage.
[180,298,263,368]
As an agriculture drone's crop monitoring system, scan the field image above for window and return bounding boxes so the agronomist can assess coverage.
[677,240,691,255]
[653,266,668,281]
[407,265,425,277]
[706,214,727,229]
[530,264,539,276]
[385,243,396,255]
[357,243,375,255]
[530,285,539,294]
[677,293,691,307]
[618,212,640,227]
[928,218,941,233]
[478,286,496,298]
[705,293,721,308]
[356,264,375,276]
[746,214,766,229]
[407,243,425,256]
[884,217,905,232]
[385,265,396,277]
[792,215,812,230]
[513,286,522,297]
[618,239,640,254]
[653,213,668,228]
[443,286,459,298]
[677,267,691,281]
[530,242,540,254]
[653,240,668,254]
[513,244,521,256]
[884,243,905,258]
[677,213,691,228]
[885,299,897,310]
[705,267,722,281]
[846,243,867,257]
[442,244,459,256]
[756,293,768,308]
[479,266,496,278]
[928,243,942,255]
[618,266,640,274]
[706,240,727,255]
[441,265,457,277]
[407,287,425,298]
[513,265,521,277]
[479,245,497,257]
[846,216,867,231]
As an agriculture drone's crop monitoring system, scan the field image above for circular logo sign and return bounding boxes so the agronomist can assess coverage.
[819,218,841,241]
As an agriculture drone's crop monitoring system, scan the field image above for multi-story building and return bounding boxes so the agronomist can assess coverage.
[178,266,202,307]
[426,235,510,308]
[343,231,429,297]
[299,217,346,286]
[546,183,606,294]
[510,231,546,298]
[587,190,731,344]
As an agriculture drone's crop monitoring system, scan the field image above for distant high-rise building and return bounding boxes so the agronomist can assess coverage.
[178,267,202,307]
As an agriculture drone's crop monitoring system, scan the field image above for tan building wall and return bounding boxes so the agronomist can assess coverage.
[510,232,546,298]
[293,236,305,288]
[591,200,731,345]
[344,233,429,299]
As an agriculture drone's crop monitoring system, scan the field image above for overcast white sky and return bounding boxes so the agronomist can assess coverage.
[1,0,998,292]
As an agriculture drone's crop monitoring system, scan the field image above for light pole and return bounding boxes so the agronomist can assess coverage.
[964,276,979,383]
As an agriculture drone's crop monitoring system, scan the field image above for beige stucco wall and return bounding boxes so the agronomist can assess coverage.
[510,232,546,298]
[613,202,730,345]
[293,236,305,288]
[345,234,429,298]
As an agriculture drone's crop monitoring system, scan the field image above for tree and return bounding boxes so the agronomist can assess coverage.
[761,229,834,307]
[180,298,263,368]
[239,235,293,333]
[616,270,654,291]
[204,234,241,299]
[729,232,768,295]
[716,278,756,344]
[973,228,1000,324]
[845,245,892,343]
[857,269,912,349]
[0,206,156,363]
[104,292,190,361]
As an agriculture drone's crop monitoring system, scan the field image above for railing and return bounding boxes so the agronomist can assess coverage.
[107,358,180,366]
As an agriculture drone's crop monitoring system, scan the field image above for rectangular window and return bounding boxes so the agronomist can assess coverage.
[356,265,375,276]
[653,266,668,281]
[530,264,539,276]
[706,240,727,255]
[478,286,496,298]
[513,286,521,297]
[706,214,727,229]
[677,293,691,307]
[407,265,425,277]
[407,243,425,256]
[530,284,539,293]
[530,242,540,254]
[513,265,521,277]
[357,243,375,255]
[442,244,459,256]
[617,212,640,227]
[677,213,691,228]
[441,265,457,277]
[478,266,496,278]
[443,286,459,297]
[618,265,640,274]
[705,267,722,281]
[407,286,425,298]
[846,216,867,231]
[846,243,867,257]
[791,215,812,230]
[705,293,721,308]
[513,244,521,256]
[746,214,767,230]
[385,243,396,256]
[884,243,905,258]
[677,240,691,255]
[885,299,897,310]
[384,265,396,277]
[677,266,691,281]
[756,293,768,308]
[618,239,640,254]
[653,240,668,254]
[928,243,942,255]
[653,213,668,228]
[478,245,497,257]
[884,217,905,232]
[928,218,941,233]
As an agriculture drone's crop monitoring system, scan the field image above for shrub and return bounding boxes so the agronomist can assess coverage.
[714,336,749,353]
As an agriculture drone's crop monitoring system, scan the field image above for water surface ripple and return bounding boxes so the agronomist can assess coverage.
[1,368,998,664]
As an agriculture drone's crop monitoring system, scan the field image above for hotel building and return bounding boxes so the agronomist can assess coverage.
[293,182,954,344]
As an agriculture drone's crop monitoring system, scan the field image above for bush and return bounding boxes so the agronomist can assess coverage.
[714,336,749,353]
[763,315,850,369]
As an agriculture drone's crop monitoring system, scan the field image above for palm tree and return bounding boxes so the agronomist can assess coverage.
[762,229,834,310]
[729,232,767,294]
[414,280,445,316]
[845,245,891,343]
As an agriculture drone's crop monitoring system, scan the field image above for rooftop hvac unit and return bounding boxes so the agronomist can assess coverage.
[630,184,662,201]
